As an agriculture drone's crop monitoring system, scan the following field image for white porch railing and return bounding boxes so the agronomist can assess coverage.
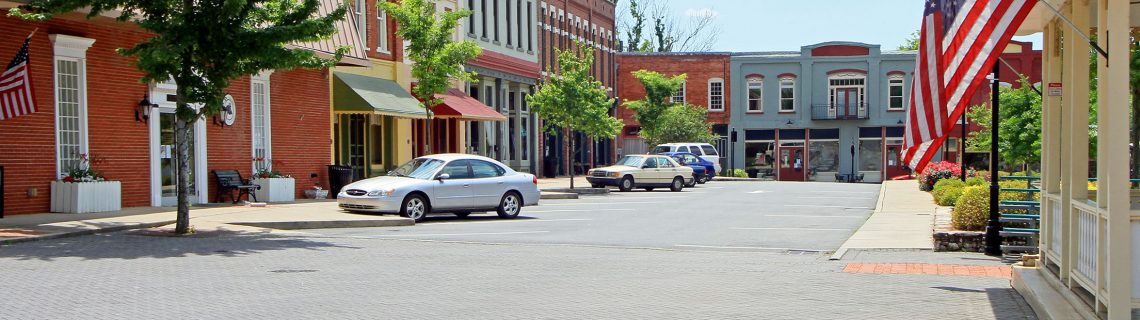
[1074,203,1098,286]
[1048,196,1062,256]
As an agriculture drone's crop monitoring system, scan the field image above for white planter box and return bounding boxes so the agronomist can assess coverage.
[50,181,122,213]
[252,177,295,202]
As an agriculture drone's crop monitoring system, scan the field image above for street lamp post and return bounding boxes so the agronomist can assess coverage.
[984,63,1003,256]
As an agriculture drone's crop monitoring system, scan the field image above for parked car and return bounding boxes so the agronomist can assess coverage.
[337,154,540,222]
[586,155,694,192]
[651,143,722,174]
[660,152,716,185]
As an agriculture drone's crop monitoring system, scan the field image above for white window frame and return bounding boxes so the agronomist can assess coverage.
[250,71,273,173]
[355,0,368,50]
[779,77,796,112]
[50,34,95,179]
[377,9,390,53]
[746,78,763,113]
[827,73,867,118]
[672,81,686,104]
[707,78,724,111]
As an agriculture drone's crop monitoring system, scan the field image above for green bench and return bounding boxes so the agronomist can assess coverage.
[998,176,1041,254]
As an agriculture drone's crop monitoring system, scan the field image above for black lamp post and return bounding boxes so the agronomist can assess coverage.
[985,63,1003,256]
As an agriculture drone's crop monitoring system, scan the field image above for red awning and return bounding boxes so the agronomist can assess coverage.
[433,88,506,121]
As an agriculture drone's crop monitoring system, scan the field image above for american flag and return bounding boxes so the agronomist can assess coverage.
[903,0,1037,172]
[1,35,37,120]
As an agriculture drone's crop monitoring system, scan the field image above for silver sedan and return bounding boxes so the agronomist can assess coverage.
[336,154,541,222]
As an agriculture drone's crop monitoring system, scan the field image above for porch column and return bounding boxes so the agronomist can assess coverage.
[1061,0,1091,286]
[1100,0,1133,317]
[1040,20,1064,267]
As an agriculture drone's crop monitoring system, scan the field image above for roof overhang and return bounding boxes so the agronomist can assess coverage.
[333,72,430,119]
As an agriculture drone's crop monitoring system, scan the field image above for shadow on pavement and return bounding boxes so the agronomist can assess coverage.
[0,228,360,261]
[416,215,538,224]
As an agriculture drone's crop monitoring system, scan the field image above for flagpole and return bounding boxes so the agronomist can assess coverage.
[961,112,967,181]
[985,63,1003,257]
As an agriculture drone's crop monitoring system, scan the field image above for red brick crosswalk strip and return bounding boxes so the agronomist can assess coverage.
[843,263,1011,279]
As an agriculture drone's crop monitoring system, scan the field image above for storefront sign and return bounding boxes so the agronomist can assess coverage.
[1048,83,1062,96]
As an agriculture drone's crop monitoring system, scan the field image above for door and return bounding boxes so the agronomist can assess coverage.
[159,112,197,206]
[884,144,909,179]
[836,88,858,118]
[640,156,660,184]
[468,160,507,207]
[341,114,366,180]
[432,160,473,209]
[656,157,677,184]
[779,146,805,181]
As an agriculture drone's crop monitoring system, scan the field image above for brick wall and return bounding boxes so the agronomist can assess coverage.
[615,53,732,143]
[0,15,331,215]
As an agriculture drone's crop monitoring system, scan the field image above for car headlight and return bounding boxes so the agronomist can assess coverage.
[367,189,395,197]
[609,172,621,177]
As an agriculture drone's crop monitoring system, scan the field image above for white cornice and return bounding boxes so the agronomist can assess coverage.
[50,34,96,58]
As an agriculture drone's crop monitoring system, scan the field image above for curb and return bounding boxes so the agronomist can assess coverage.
[227,218,414,230]
[0,219,176,246]
[541,192,579,200]
[711,177,769,182]
[540,188,610,195]
[829,183,889,261]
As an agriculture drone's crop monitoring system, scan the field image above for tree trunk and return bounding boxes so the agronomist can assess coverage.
[568,126,575,189]
[174,116,192,234]
[425,108,432,156]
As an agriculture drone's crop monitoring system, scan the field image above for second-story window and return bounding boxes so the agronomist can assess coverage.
[482,0,488,39]
[708,78,724,111]
[505,0,512,46]
[747,78,763,112]
[355,0,367,45]
[672,81,686,104]
[493,0,500,42]
[467,0,475,36]
[526,1,533,51]
[377,9,389,53]
[888,75,905,110]
[779,77,796,112]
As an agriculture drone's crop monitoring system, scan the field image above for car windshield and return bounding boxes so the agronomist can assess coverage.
[651,146,672,154]
[615,155,647,167]
[388,158,446,179]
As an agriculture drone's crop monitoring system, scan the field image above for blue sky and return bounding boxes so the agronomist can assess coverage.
[648,0,1042,52]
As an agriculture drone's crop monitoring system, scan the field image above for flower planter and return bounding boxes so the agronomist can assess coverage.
[50,181,122,213]
[252,177,295,202]
[304,189,329,199]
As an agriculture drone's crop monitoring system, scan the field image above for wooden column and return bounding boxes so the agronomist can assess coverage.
[1101,0,1132,318]
[1062,0,1092,285]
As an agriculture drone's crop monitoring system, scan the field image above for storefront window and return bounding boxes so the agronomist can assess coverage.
[809,141,840,175]
[745,141,774,178]
[859,139,882,172]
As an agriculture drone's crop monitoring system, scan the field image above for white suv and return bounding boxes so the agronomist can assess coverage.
[651,143,722,174]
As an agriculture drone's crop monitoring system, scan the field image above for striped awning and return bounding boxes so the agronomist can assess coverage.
[289,0,370,67]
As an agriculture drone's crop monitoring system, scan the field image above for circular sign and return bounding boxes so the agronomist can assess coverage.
[220,94,236,126]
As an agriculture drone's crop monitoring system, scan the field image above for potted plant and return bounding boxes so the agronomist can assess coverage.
[51,153,121,213]
[304,182,328,199]
[251,158,295,202]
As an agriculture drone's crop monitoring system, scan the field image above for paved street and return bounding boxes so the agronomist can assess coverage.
[0,181,1036,319]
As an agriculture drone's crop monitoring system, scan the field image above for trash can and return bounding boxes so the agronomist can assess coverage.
[327,165,354,199]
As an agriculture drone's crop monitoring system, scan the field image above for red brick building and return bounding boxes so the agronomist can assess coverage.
[0,6,366,215]
[614,52,732,156]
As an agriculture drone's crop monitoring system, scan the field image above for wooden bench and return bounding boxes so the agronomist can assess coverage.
[212,170,260,204]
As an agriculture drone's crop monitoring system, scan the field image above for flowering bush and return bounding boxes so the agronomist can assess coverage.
[918,161,962,191]
[60,153,106,183]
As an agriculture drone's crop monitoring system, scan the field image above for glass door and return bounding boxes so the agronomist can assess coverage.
[160,112,197,206]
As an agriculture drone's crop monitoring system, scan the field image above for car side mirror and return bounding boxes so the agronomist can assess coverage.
[437,173,451,181]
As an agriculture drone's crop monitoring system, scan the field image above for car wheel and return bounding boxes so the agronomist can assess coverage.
[454,212,471,218]
[400,194,429,222]
[698,175,708,184]
[670,177,684,192]
[686,178,697,188]
[618,176,634,192]
[496,192,522,219]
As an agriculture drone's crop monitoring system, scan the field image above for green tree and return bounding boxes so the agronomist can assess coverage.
[899,30,920,51]
[382,0,482,153]
[527,41,622,189]
[624,0,646,52]
[622,70,687,145]
[651,104,717,145]
[12,0,347,234]
[965,80,1042,168]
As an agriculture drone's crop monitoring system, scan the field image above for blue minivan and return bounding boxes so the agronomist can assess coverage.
[660,152,716,185]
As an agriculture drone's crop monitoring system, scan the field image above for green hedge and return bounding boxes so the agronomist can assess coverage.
[931,179,966,206]
[953,186,989,230]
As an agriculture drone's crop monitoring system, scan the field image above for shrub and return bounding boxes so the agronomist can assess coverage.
[931,179,965,205]
[918,161,963,191]
[732,169,748,178]
[999,180,1039,214]
[952,186,989,231]
[965,177,987,186]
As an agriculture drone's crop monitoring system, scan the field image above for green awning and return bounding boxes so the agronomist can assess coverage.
[333,72,430,119]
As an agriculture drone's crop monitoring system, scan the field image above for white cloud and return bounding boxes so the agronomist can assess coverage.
[684,8,719,18]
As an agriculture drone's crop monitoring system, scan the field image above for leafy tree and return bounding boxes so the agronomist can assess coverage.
[527,41,622,189]
[965,80,1042,168]
[382,0,482,153]
[651,103,717,145]
[12,0,347,234]
[898,30,920,51]
[622,70,686,145]
[624,0,646,52]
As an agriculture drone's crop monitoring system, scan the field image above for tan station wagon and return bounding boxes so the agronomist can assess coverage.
[586,155,694,192]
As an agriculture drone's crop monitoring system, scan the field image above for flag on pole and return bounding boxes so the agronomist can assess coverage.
[1,33,37,120]
[903,0,1037,173]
